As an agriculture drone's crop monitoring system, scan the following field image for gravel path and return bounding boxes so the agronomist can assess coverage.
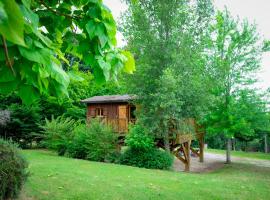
[173,152,270,173]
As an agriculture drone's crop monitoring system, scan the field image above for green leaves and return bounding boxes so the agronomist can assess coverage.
[0,0,25,46]
[18,84,40,106]
[0,0,135,105]
[122,51,135,74]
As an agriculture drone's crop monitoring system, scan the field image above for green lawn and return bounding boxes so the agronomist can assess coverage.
[206,149,270,160]
[20,150,270,200]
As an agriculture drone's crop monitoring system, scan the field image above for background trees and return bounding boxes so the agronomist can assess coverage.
[204,9,269,163]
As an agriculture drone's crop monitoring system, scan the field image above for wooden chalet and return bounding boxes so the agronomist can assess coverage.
[81,94,205,171]
[81,95,136,133]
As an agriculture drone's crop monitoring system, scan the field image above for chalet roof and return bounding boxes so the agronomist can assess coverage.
[81,94,135,104]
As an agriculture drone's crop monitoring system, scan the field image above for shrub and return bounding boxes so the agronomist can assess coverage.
[41,116,78,155]
[0,139,28,200]
[120,147,173,170]
[125,124,154,150]
[67,119,117,162]
[121,124,173,170]
[0,103,42,148]
[105,151,122,164]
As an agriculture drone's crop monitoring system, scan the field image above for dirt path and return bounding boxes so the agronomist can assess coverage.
[173,152,270,173]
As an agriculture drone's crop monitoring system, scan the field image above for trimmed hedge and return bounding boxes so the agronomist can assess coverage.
[0,139,28,200]
[120,147,173,170]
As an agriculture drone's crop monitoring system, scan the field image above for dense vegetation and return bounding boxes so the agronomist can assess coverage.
[120,0,270,161]
[0,0,270,199]
[0,139,28,200]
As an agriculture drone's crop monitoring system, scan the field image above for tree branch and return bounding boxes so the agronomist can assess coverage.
[39,0,82,20]
[1,36,15,75]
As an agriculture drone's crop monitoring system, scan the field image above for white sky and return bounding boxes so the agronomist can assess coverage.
[103,0,270,91]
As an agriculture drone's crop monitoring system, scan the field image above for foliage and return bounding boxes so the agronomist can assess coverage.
[0,0,135,105]
[202,9,269,162]
[0,139,28,200]
[121,0,215,147]
[123,123,172,170]
[67,120,117,162]
[120,147,173,170]
[125,124,154,150]
[41,116,77,155]
[0,100,42,148]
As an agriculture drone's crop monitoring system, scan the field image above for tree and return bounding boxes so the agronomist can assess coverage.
[121,0,214,150]
[205,9,268,163]
[0,0,135,105]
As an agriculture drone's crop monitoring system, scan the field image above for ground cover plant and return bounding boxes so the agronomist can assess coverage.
[19,150,270,200]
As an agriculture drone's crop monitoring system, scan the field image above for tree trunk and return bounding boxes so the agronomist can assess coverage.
[265,134,268,153]
[164,133,170,152]
[226,138,232,164]
[232,138,236,151]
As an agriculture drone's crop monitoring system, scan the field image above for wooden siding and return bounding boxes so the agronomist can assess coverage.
[86,103,134,133]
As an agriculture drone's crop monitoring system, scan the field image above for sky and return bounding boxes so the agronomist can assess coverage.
[103,0,270,91]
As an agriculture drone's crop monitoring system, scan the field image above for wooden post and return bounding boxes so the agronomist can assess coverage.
[183,141,191,171]
[199,137,204,163]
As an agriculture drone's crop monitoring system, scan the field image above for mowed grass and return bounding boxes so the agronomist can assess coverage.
[206,149,270,160]
[20,150,270,200]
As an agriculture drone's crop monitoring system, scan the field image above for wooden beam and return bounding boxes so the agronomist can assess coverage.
[199,136,204,163]
[183,141,191,171]
[190,147,200,157]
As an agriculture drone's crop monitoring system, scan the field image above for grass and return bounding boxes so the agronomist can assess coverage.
[19,150,270,200]
[206,149,270,160]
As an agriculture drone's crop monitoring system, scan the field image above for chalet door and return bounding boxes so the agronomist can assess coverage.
[118,105,128,133]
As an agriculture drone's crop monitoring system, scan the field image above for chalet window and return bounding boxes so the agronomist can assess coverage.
[95,108,104,117]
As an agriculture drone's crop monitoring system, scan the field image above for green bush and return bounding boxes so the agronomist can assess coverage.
[0,139,28,200]
[120,147,173,170]
[105,151,122,164]
[67,120,117,162]
[41,116,78,156]
[0,103,42,148]
[125,124,154,150]
[121,124,173,170]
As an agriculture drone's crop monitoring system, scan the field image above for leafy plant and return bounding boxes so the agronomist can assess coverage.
[125,124,154,150]
[0,0,135,105]
[0,103,42,148]
[41,116,78,155]
[67,119,117,162]
[0,139,28,200]
[120,148,173,170]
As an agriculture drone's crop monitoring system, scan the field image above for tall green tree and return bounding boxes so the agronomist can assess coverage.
[205,9,268,163]
[121,0,214,149]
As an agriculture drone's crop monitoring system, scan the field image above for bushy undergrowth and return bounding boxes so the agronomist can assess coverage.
[120,124,173,170]
[120,148,173,170]
[41,117,117,162]
[41,116,78,155]
[67,120,117,162]
[0,139,28,200]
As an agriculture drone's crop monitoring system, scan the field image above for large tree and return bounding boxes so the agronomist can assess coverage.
[205,9,268,163]
[0,0,135,105]
[121,0,214,150]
